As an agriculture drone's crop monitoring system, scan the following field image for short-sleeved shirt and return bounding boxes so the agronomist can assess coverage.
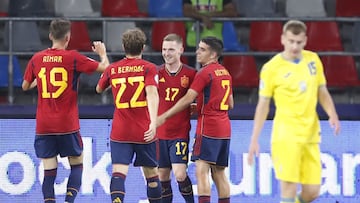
[23,48,99,135]
[190,62,232,138]
[259,50,326,143]
[183,0,232,47]
[157,64,196,140]
[97,58,158,143]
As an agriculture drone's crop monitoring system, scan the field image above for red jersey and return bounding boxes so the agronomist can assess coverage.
[23,48,99,135]
[190,62,233,138]
[157,64,196,140]
[97,58,158,143]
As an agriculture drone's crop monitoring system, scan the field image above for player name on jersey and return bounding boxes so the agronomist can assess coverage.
[42,55,63,63]
[214,69,230,76]
[111,65,144,74]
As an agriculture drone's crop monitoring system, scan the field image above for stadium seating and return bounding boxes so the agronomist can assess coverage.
[102,0,146,17]
[0,0,8,16]
[151,21,186,51]
[67,21,92,51]
[9,0,51,16]
[335,0,360,17]
[305,21,343,51]
[222,21,247,52]
[236,0,277,17]
[249,21,283,51]
[4,21,43,51]
[321,55,359,87]
[352,22,360,52]
[148,0,182,17]
[105,22,136,52]
[286,0,327,17]
[0,55,23,87]
[55,0,98,17]
[222,55,259,88]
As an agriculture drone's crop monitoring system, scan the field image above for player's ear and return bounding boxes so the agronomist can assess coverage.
[179,46,184,54]
[303,36,308,47]
[280,33,285,46]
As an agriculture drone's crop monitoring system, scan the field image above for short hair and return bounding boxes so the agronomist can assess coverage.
[283,20,307,35]
[200,36,223,58]
[49,18,71,40]
[122,28,147,56]
[163,33,183,45]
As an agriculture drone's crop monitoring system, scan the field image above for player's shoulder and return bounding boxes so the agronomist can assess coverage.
[302,50,320,60]
[262,53,285,71]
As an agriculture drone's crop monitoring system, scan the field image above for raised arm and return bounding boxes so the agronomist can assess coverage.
[92,41,109,72]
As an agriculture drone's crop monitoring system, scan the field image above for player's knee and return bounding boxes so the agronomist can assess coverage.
[174,170,187,182]
[307,190,320,202]
[148,181,159,188]
[302,187,320,202]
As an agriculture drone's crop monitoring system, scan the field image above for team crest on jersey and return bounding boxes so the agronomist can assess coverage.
[180,75,189,88]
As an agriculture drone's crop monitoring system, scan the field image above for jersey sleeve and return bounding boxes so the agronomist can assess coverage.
[314,53,326,86]
[259,64,274,98]
[97,67,111,90]
[73,51,99,74]
[145,63,158,87]
[23,57,36,83]
[189,69,209,93]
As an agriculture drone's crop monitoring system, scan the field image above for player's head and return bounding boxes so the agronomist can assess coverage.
[162,34,184,65]
[49,18,71,46]
[281,20,307,59]
[122,28,146,56]
[196,36,223,65]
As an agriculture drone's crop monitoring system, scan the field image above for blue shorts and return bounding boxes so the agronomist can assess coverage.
[191,134,230,167]
[158,139,189,168]
[110,141,159,167]
[34,132,83,158]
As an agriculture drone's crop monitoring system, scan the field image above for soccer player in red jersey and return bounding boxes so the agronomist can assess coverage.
[96,28,161,203]
[157,34,196,203]
[158,36,234,203]
[22,18,109,203]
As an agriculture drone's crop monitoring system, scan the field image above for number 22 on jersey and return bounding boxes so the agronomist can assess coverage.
[112,76,147,109]
[38,67,68,99]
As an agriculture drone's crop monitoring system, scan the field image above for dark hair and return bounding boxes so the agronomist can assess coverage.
[200,36,223,58]
[283,20,307,35]
[163,33,183,45]
[122,28,147,56]
[49,18,71,40]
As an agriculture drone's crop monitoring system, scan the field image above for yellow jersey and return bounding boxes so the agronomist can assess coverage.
[259,50,326,143]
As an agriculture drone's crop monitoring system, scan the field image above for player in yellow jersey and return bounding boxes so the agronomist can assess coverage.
[247,20,340,203]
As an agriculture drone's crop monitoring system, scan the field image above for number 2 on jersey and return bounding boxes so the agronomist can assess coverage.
[220,79,231,110]
[38,67,68,98]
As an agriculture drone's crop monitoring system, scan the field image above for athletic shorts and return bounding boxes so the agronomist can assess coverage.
[191,134,230,167]
[110,141,158,167]
[271,142,321,184]
[158,139,189,168]
[34,132,83,158]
